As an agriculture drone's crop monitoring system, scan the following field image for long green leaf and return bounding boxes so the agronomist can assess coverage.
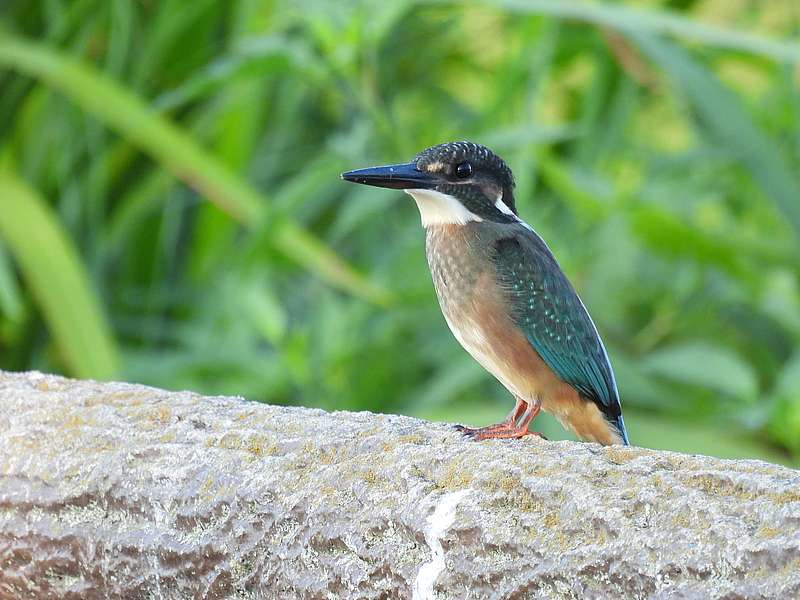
[0,171,120,379]
[0,34,390,306]
[468,0,800,63]
[630,34,800,242]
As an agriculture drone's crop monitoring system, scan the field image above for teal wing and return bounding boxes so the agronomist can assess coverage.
[491,229,627,443]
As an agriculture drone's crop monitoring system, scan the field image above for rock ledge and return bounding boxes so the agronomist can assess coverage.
[1,371,799,599]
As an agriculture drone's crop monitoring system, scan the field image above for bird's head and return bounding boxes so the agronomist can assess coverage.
[342,141,517,227]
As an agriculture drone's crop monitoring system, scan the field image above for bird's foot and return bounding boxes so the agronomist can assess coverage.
[454,423,547,441]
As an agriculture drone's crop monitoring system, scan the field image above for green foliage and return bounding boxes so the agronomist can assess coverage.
[1,0,798,463]
[0,35,388,305]
[0,171,119,378]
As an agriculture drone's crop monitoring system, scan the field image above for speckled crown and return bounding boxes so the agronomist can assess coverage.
[414,141,515,189]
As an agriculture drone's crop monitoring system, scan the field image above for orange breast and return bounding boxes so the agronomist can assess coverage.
[425,224,623,445]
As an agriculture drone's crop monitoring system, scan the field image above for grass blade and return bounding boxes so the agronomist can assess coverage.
[630,34,800,241]
[0,34,390,305]
[469,0,800,63]
[0,171,120,379]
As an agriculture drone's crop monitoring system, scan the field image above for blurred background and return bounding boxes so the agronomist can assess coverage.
[1,1,799,464]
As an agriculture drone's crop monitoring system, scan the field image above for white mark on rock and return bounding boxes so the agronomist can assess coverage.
[412,489,470,600]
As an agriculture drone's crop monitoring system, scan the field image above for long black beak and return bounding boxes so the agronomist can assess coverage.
[341,162,439,190]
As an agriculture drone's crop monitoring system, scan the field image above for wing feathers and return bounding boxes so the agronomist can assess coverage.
[491,230,623,425]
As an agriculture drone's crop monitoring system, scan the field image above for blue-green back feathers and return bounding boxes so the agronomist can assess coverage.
[491,229,629,445]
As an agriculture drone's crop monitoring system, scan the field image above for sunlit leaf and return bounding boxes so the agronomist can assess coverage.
[0,171,119,379]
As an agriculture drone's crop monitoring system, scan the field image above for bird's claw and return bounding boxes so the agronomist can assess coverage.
[453,423,548,441]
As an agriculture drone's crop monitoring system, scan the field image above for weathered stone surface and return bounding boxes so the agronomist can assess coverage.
[0,370,799,599]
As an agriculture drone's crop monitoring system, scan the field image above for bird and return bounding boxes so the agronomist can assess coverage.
[341,141,629,446]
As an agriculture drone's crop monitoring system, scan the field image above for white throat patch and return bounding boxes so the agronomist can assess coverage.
[405,189,483,227]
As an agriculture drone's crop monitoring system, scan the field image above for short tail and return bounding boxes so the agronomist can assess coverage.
[614,414,630,446]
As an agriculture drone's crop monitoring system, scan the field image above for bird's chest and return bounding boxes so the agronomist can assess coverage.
[425,225,486,317]
[425,225,530,394]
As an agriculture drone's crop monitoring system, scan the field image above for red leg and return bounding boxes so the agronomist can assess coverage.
[454,397,525,434]
[455,398,547,441]
[503,397,528,425]
[517,401,541,430]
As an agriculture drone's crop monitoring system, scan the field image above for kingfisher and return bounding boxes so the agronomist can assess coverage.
[342,141,629,446]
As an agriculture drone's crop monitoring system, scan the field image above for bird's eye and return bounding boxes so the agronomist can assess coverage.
[455,162,473,178]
